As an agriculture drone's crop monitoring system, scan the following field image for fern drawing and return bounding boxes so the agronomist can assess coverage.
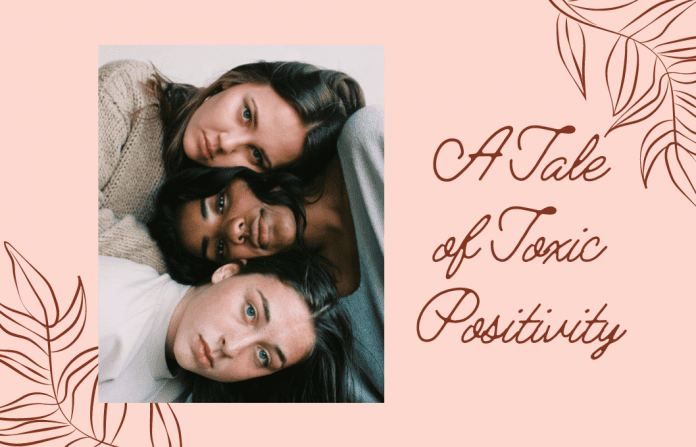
[0,242,183,446]
[551,0,696,205]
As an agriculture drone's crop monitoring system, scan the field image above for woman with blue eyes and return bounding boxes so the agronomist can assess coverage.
[99,249,355,403]
[99,58,364,273]
[98,57,383,402]
[147,106,385,403]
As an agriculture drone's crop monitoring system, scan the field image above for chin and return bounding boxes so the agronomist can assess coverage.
[173,341,195,374]
[279,222,297,244]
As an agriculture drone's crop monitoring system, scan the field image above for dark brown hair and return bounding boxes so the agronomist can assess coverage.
[147,166,307,285]
[149,61,366,182]
[177,249,356,402]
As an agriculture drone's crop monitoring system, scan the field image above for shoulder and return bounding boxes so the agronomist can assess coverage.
[337,105,384,176]
[339,106,384,147]
[98,256,186,301]
[99,59,157,85]
[99,59,159,108]
[99,255,161,289]
[337,105,384,189]
[98,256,177,327]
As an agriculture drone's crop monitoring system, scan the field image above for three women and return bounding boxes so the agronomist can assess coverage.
[98,55,383,402]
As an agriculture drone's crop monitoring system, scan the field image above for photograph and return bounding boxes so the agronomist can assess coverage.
[97,45,384,403]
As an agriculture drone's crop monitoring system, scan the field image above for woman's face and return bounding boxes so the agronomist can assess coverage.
[176,178,297,263]
[183,83,306,172]
[172,271,315,382]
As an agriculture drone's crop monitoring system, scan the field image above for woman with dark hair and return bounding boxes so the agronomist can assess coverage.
[147,166,308,286]
[98,56,383,402]
[153,60,365,180]
[99,249,355,403]
[99,58,365,271]
[149,106,386,402]
[148,162,361,297]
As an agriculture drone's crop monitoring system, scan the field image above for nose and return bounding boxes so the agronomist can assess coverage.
[226,217,248,245]
[221,330,256,359]
[218,129,250,156]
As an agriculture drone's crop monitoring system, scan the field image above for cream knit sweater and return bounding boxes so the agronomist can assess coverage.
[98,60,166,273]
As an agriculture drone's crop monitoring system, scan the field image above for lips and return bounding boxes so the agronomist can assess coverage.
[201,134,212,160]
[251,210,268,250]
[196,336,214,368]
[258,213,269,249]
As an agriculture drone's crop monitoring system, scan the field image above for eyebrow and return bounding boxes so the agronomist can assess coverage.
[260,290,271,324]
[199,199,210,258]
[258,290,287,369]
[275,346,287,369]
[200,198,208,219]
[201,236,209,260]
[248,96,272,170]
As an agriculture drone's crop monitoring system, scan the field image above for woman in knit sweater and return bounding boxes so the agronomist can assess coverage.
[99,58,384,402]
[99,59,364,273]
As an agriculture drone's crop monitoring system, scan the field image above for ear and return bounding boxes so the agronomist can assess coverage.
[210,259,247,284]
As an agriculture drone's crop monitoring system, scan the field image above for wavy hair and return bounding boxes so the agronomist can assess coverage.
[149,61,366,182]
[177,250,355,402]
[147,166,307,285]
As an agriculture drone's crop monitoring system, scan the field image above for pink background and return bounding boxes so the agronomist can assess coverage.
[0,1,694,446]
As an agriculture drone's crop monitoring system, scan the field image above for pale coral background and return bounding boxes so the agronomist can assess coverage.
[0,1,694,446]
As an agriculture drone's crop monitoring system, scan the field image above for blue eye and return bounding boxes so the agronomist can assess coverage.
[243,107,251,121]
[258,349,269,367]
[245,304,256,318]
[251,148,263,164]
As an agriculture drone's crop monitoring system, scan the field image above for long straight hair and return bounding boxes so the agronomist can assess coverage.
[177,250,356,402]
[148,61,365,182]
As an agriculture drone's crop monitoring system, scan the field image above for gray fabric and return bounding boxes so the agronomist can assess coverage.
[337,106,385,402]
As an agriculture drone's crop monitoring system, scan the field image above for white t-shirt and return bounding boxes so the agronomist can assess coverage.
[98,256,190,403]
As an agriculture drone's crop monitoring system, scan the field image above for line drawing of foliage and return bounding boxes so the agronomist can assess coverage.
[0,242,183,446]
[550,0,696,206]
[557,14,588,98]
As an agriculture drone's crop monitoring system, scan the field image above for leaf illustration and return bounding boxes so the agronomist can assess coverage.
[666,145,696,204]
[669,59,696,83]
[56,347,98,420]
[0,243,184,446]
[556,14,588,98]
[0,350,48,385]
[674,89,696,152]
[640,119,673,183]
[622,0,695,44]
[5,242,59,328]
[606,35,642,115]
[566,0,638,12]
[606,66,671,134]
[89,399,128,445]
[551,0,696,206]
[655,36,696,61]
[150,404,183,447]
[0,305,47,359]
[49,278,87,353]
[0,422,76,446]
[550,0,596,23]
[0,418,69,439]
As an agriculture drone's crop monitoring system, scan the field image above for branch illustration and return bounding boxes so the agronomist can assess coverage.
[551,0,696,205]
[0,242,183,446]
